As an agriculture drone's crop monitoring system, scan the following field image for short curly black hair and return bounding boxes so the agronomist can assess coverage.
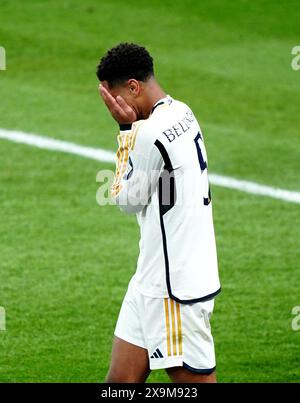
[96,42,154,87]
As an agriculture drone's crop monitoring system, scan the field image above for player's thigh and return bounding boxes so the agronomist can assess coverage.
[166,366,217,383]
[105,336,151,383]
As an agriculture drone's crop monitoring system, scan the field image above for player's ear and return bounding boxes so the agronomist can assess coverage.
[127,79,140,97]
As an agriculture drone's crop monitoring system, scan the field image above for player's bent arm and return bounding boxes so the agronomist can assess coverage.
[111,122,163,214]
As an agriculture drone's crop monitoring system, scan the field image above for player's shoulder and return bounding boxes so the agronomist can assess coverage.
[130,119,152,153]
[132,96,190,135]
[133,97,192,150]
[149,97,194,131]
[130,115,159,153]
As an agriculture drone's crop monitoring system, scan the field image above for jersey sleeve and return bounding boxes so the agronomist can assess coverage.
[111,121,163,214]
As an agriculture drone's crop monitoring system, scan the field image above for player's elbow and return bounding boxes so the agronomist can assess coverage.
[117,201,145,215]
[112,192,147,214]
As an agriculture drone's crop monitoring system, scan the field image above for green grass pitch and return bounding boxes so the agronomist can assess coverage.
[0,0,300,382]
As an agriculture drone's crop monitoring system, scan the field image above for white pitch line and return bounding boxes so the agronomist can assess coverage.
[0,127,115,163]
[1,128,300,204]
[209,174,300,204]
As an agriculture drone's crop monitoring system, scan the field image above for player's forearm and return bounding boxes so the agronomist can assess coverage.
[111,124,153,214]
[111,125,133,198]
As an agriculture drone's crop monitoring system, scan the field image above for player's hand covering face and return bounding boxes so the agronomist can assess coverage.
[99,84,137,124]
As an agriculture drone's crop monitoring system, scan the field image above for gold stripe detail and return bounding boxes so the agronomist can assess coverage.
[170,298,177,356]
[164,298,171,357]
[111,121,144,197]
[111,183,122,198]
[176,302,182,355]
[111,135,124,196]
[111,132,130,197]
[119,133,130,181]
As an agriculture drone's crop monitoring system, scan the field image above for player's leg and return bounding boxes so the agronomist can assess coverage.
[104,276,150,383]
[164,298,217,383]
[105,336,151,383]
[165,366,216,383]
[142,297,217,382]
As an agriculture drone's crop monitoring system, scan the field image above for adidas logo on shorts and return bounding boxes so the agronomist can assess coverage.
[150,348,164,359]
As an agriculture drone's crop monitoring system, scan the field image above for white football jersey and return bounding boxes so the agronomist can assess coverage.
[111,95,221,303]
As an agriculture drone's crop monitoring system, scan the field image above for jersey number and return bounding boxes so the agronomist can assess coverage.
[194,132,211,206]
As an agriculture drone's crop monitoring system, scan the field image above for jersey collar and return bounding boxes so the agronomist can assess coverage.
[151,95,173,115]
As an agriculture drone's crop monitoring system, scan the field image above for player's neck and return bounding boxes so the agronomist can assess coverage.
[141,77,167,119]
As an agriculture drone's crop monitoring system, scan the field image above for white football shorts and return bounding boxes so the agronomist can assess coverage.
[114,275,216,373]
